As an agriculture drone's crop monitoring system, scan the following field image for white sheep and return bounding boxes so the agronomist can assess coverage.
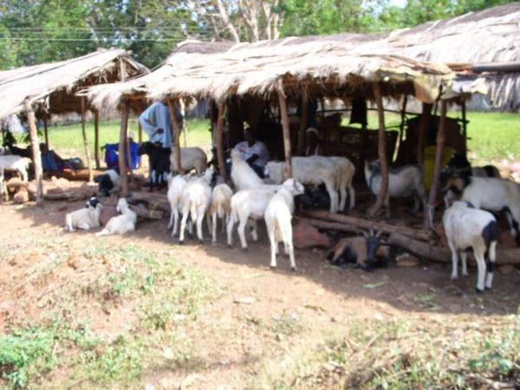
[167,173,189,237]
[227,179,301,250]
[326,156,356,211]
[364,160,425,217]
[210,183,234,244]
[170,147,208,176]
[230,148,264,191]
[264,179,305,270]
[178,169,213,243]
[443,174,520,245]
[96,198,137,236]
[266,157,339,213]
[0,155,32,182]
[65,197,103,232]
[442,201,498,292]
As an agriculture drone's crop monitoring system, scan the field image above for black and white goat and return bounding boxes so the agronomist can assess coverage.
[137,142,171,190]
[364,160,425,217]
[442,173,520,245]
[95,169,121,198]
[65,197,103,232]
[327,230,390,271]
[442,201,498,293]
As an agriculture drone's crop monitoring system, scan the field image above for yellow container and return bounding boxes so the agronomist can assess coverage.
[424,145,455,190]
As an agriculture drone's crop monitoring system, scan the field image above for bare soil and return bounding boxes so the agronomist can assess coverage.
[0,180,519,389]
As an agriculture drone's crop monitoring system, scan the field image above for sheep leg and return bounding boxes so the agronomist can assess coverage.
[238,218,249,250]
[179,206,190,244]
[196,212,205,243]
[77,223,91,230]
[448,242,459,280]
[268,228,278,269]
[226,216,235,247]
[324,182,339,213]
[211,212,218,244]
[474,251,486,293]
[485,241,497,290]
[339,186,347,212]
[348,185,356,210]
[250,220,259,242]
[460,251,468,277]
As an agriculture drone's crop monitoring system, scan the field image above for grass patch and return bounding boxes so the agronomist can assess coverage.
[0,240,218,389]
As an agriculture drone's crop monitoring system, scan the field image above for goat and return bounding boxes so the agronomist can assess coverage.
[442,174,520,245]
[442,201,498,292]
[364,160,425,217]
[137,142,171,190]
[95,169,121,198]
[266,157,339,213]
[210,183,234,244]
[96,198,137,236]
[167,173,189,237]
[264,179,305,270]
[327,230,390,271]
[178,169,213,244]
[170,147,208,176]
[230,148,264,191]
[327,156,356,211]
[0,155,32,182]
[65,197,103,232]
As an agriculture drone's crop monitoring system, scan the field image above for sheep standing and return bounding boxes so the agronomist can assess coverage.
[96,198,137,236]
[264,179,305,270]
[364,160,425,217]
[0,155,32,182]
[443,174,520,245]
[65,197,103,232]
[178,169,213,243]
[230,148,264,191]
[326,156,356,211]
[442,201,498,292]
[210,183,233,244]
[266,157,339,213]
[170,147,208,176]
[167,173,189,237]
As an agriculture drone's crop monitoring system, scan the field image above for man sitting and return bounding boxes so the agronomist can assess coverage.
[231,126,269,178]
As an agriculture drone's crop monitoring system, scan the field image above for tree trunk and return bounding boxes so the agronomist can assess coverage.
[277,84,293,180]
[118,100,129,196]
[24,100,43,205]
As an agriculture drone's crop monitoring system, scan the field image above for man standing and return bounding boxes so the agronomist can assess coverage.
[139,101,183,147]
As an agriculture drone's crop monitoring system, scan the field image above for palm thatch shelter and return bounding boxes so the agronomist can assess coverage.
[0,48,149,203]
[84,2,519,225]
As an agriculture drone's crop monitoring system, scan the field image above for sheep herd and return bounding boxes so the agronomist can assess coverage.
[53,147,520,292]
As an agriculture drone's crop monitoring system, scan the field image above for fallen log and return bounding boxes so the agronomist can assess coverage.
[127,192,170,213]
[388,232,520,266]
[301,210,432,241]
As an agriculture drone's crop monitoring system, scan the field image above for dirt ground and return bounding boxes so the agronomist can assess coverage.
[0,179,519,388]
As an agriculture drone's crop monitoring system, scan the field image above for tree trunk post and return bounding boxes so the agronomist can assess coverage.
[119,100,129,196]
[461,99,467,156]
[167,99,183,174]
[277,85,293,180]
[43,116,49,148]
[417,103,433,164]
[368,82,389,218]
[24,100,44,205]
[395,94,408,163]
[424,99,447,230]
[94,109,100,169]
[215,102,227,180]
[297,88,309,155]
[81,97,94,183]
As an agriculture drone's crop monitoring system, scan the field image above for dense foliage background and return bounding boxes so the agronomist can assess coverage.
[0,0,514,70]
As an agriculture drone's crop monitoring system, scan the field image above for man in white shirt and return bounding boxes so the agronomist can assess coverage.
[232,127,269,178]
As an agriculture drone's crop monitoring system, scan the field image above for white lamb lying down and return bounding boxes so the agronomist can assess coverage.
[264,179,305,270]
[65,197,103,232]
[96,198,137,236]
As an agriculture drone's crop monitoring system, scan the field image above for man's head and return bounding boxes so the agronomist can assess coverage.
[305,127,321,145]
[244,127,255,146]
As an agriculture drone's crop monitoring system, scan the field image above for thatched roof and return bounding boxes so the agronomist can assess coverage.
[85,2,520,111]
[0,48,149,119]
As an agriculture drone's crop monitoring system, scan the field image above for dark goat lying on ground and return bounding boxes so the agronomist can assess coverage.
[327,230,392,271]
[137,142,171,190]
[95,169,120,198]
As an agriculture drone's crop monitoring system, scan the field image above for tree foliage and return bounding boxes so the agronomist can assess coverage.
[0,0,516,70]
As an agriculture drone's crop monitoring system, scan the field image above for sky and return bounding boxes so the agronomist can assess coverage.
[390,0,408,8]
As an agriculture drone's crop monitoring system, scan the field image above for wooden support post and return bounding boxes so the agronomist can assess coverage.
[277,85,293,180]
[119,100,130,196]
[297,89,309,155]
[81,97,94,183]
[461,100,467,156]
[94,109,100,169]
[417,103,433,164]
[179,98,188,148]
[24,100,44,205]
[424,100,447,230]
[368,82,389,218]
[43,116,49,148]
[167,99,183,174]
[395,94,408,163]
[215,103,227,179]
